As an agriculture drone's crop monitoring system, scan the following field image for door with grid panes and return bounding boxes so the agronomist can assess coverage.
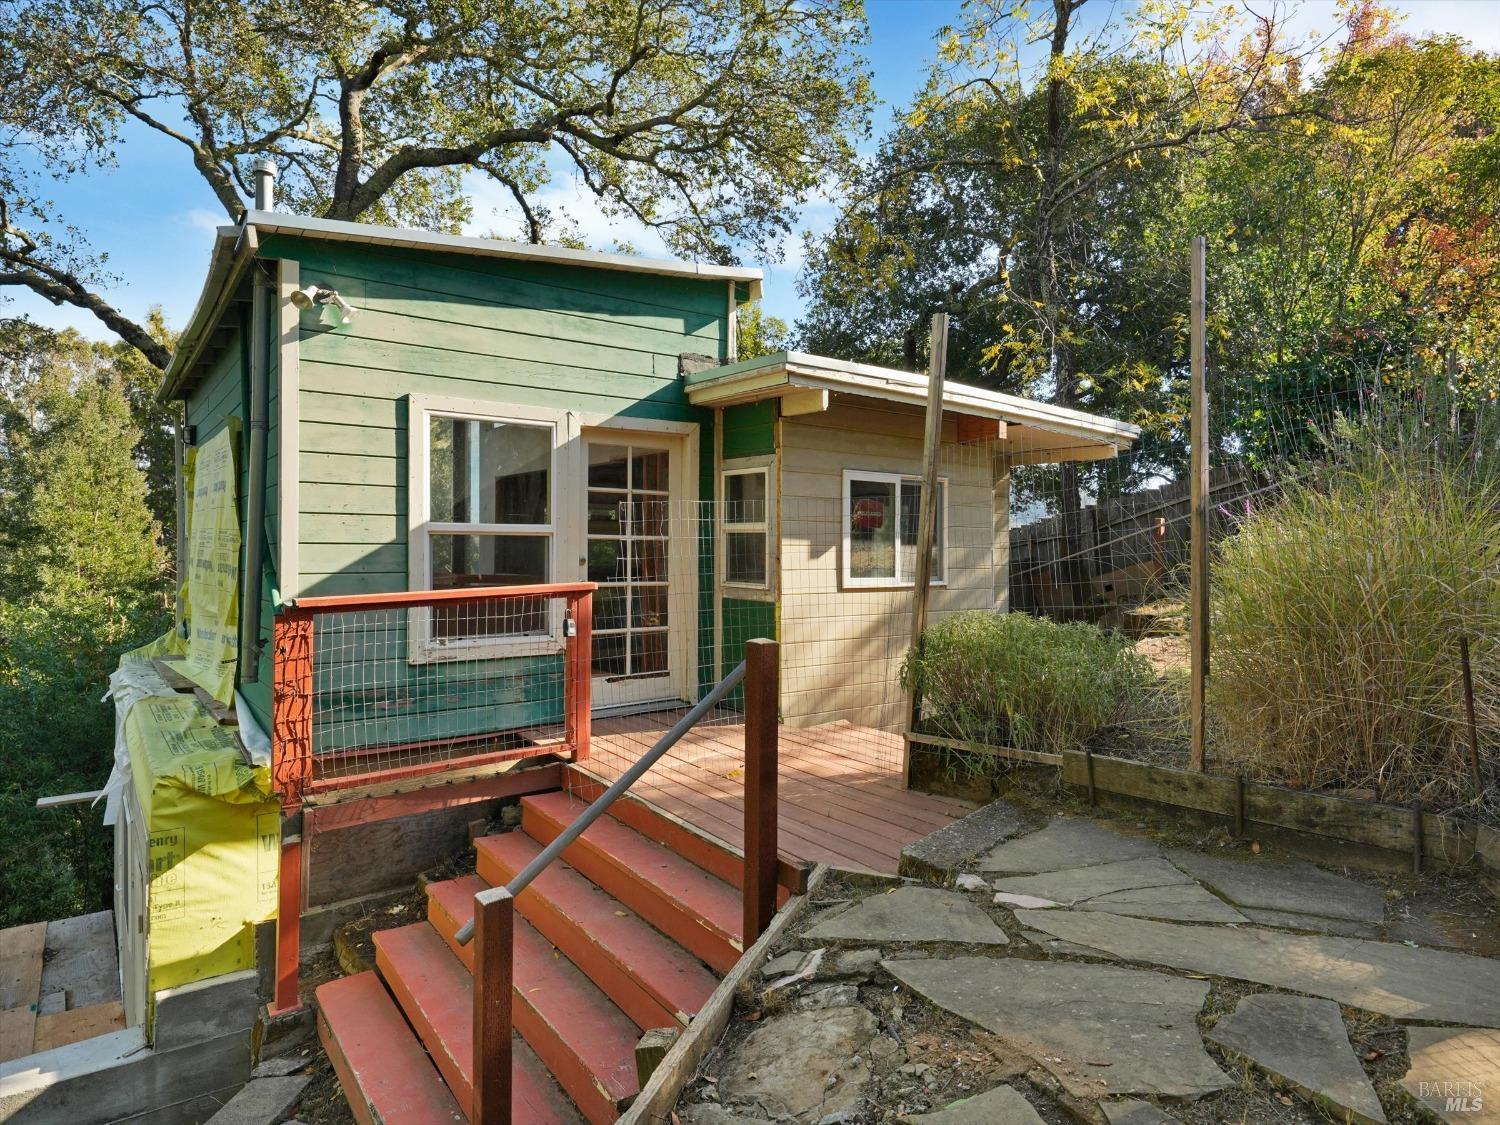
[585,438,682,709]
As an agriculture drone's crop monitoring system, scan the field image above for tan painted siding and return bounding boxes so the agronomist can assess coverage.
[778,400,1006,729]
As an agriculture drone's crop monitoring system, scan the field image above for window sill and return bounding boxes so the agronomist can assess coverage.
[409,635,565,664]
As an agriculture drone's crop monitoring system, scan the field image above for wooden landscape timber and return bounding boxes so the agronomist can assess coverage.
[618,864,830,1125]
[904,731,1493,877]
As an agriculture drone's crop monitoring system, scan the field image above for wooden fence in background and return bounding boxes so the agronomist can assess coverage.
[1009,466,1256,619]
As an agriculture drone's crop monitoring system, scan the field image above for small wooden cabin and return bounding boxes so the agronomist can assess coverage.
[160,212,1139,745]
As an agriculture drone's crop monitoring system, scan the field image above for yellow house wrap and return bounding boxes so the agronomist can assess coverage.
[111,422,278,1011]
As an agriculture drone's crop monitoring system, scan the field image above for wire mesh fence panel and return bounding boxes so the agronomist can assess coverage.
[273,585,592,803]
[973,369,1499,818]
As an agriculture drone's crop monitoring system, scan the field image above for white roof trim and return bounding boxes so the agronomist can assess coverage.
[685,351,1142,449]
[242,211,764,297]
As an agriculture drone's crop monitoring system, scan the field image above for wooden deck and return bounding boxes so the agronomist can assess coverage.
[586,711,975,875]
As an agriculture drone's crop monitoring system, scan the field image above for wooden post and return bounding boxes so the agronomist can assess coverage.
[473,889,515,1125]
[271,609,315,808]
[270,608,314,1014]
[1459,635,1484,797]
[904,312,950,785]
[271,832,303,1015]
[742,638,779,946]
[1188,237,1210,771]
[567,590,594,762]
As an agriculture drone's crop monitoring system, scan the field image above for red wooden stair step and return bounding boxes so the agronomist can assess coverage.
[315,971,464,1125]
[372,922,581,1124]
[426,875,641,1125]
[520,791,744,974]
[475,830,720,1031]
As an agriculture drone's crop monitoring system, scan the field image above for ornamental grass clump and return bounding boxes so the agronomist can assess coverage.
[1209,446,1499,811]
[901,610,1156,759]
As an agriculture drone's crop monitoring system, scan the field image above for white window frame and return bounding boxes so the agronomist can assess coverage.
[407,395,570,663]
[841,469,949,589]
[720,459,775,596]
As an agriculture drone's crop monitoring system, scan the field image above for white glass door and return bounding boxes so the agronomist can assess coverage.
[586,439,679,709]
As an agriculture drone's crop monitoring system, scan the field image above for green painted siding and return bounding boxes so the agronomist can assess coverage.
[254,235,731,740]
[181,299,281,732]
[722,401,776,460]
[720,597,776,708]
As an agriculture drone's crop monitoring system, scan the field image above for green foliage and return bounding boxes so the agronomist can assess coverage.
[1209,419,1499,809]
[1,0,874,367]
[735,301,789,361]
[0,319,170,925]
[902,611,1156,759]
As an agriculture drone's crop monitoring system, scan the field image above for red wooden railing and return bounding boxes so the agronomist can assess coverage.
[268,582,595,1014]
[467,638,780,1124]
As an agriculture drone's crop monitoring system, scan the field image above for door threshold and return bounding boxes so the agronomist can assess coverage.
[591,697,692,720]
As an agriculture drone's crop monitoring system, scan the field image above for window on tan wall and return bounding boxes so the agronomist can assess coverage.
[722,466,769,588]
[843,469,946,588]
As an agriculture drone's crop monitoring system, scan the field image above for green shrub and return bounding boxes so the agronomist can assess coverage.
[1209,444,1499,809]
[901,611,1157,759]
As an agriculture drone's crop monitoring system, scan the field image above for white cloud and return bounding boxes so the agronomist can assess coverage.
[181,207,224,234]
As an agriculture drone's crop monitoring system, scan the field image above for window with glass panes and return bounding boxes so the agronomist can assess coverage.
[842,470,946,587]
[586,442,671,679]
[722,467,769,587]
[425,414,554,639]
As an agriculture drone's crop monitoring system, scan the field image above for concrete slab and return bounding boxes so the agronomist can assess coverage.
[1019,930,1115,959]
[1206,994,1386,1124]
[1101,1100,1180,1124]
[803,888,1009,946]
[899,800,1029,881]
[991,858,1192,903]
[994,893,1059,910]
[1015,911,1500,1026]
[204,1074,312,1124]
[1165,851,1384,925]
[718,1006,878,1120]
[991,857,1244,923]
[1400,1026,1500,1124]
[897,1083,1045,1124]
[1083,884,1248,925]
[978,817,1161,874]
[1239,908,1381,939]
[883,956,1230,1100]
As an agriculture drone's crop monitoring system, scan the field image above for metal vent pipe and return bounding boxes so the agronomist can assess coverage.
[252,159,277,211]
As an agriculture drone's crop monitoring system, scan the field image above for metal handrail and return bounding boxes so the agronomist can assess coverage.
[454,658,749,945]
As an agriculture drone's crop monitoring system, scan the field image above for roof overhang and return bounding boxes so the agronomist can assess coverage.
[158,224,260,402]
[685,351,1141,462]
[160,212,765,401]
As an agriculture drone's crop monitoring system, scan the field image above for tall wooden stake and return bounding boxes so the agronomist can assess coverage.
[1188,237,1210,771]
[904,312,950,786]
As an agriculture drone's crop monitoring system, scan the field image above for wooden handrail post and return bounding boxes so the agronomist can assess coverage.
[743,638,779,945]
[270,608,314,1014]
[473,888,515,1125]
[569,589,593,762]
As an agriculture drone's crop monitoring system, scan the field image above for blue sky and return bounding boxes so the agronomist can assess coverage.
[4,0,1496,342]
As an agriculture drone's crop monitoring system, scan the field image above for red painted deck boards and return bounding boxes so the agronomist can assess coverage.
[425,874,641,1125]
[522,792,743,974]
[476,832,719,1031]
[316,972,464,1125]
[588,713,975,874]
[373,923,581,1124]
